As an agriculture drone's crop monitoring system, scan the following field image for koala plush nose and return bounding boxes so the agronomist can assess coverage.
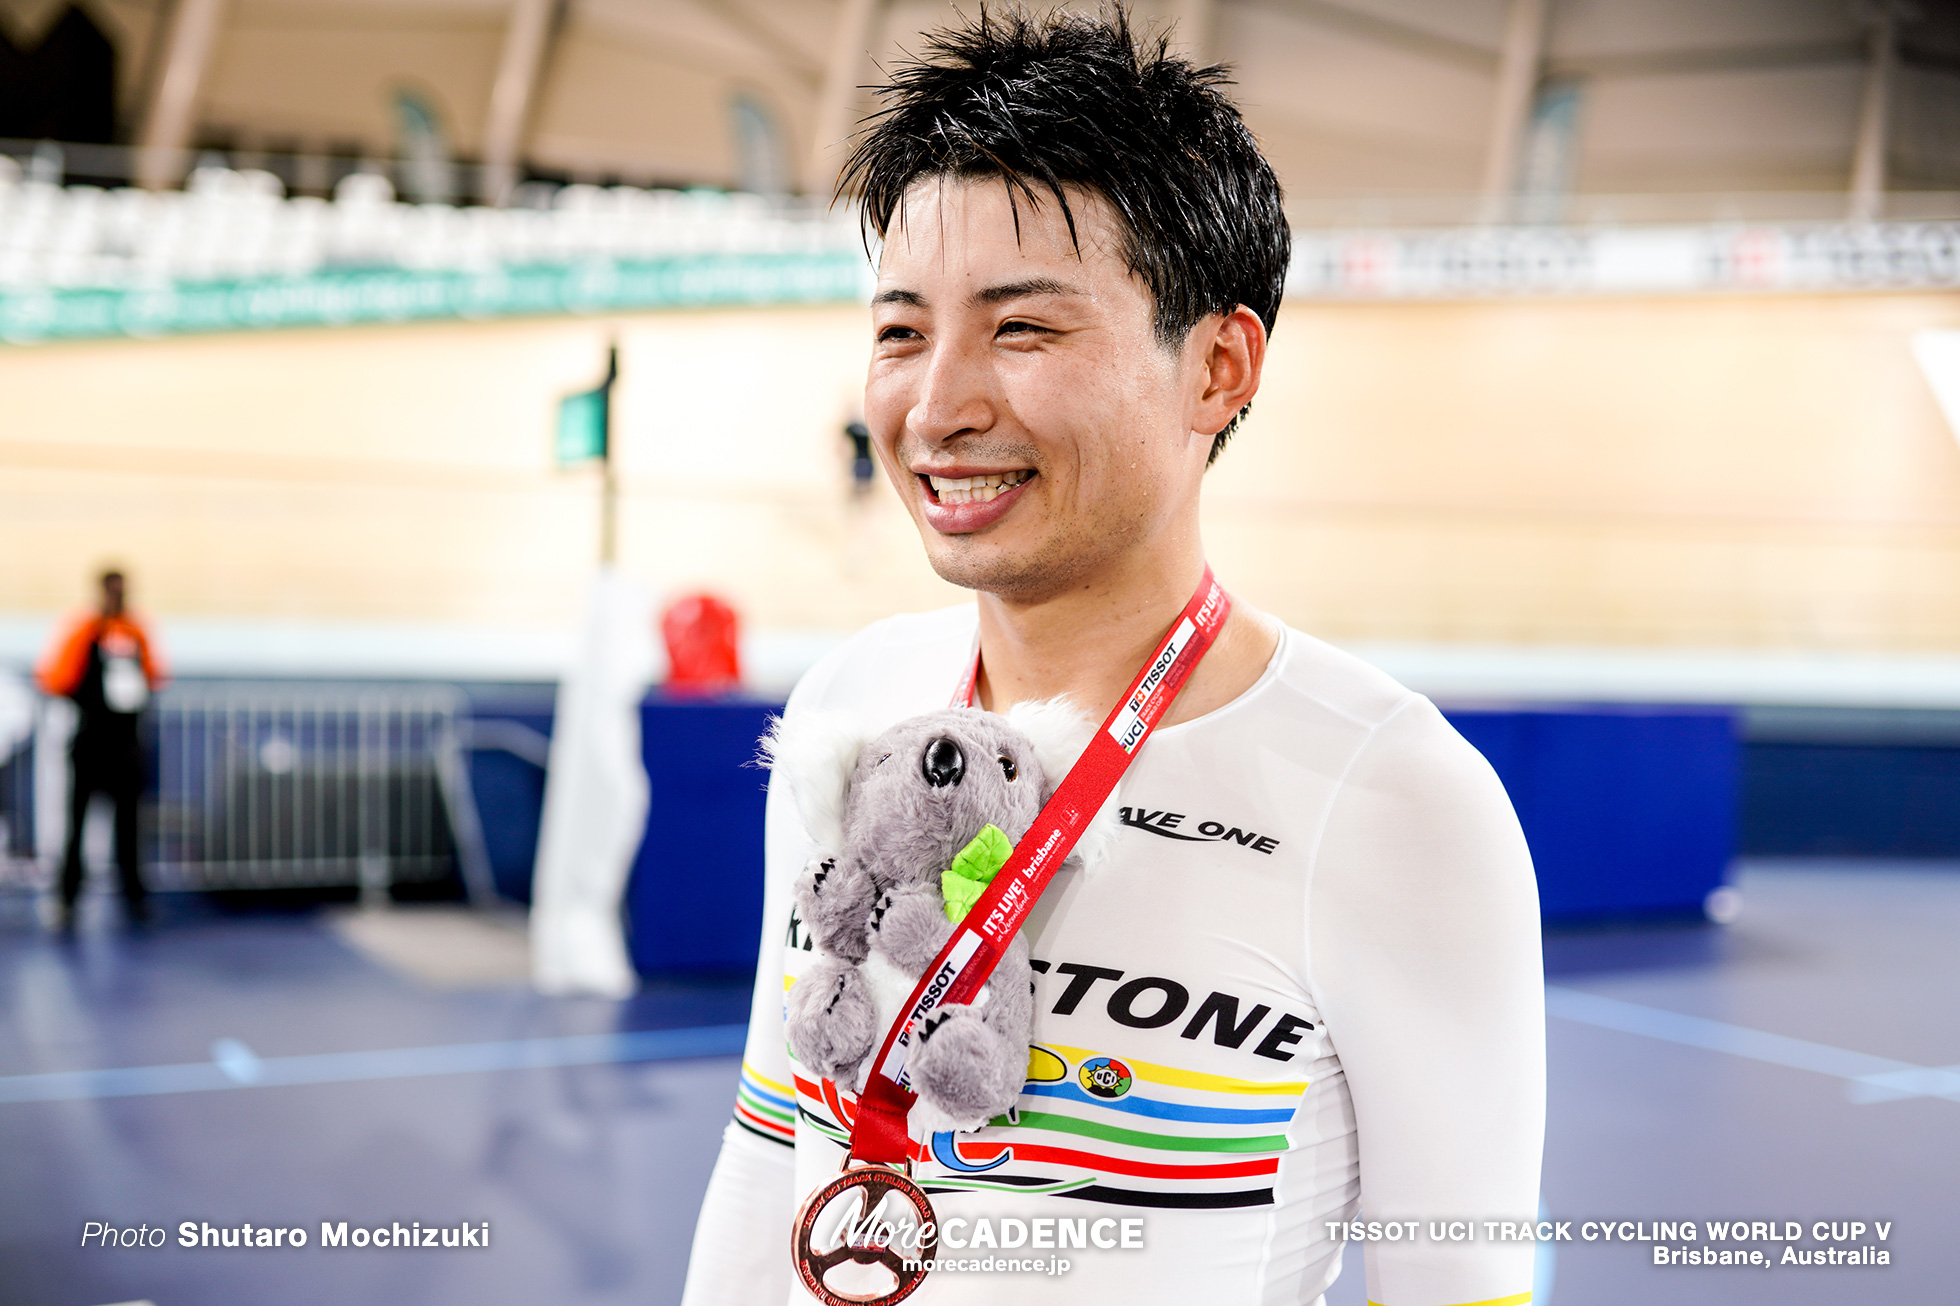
[921,737,965,788]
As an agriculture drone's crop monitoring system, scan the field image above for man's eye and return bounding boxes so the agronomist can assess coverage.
[996,320,1044,336]
[877,325,920,342]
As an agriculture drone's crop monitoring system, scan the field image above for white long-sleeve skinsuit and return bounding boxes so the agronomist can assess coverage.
[682,606,1545,1306]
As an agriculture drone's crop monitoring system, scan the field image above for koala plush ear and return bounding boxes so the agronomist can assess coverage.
[1002,696,1121,873]
[1003,696,1093,789]
[759,711,875,855]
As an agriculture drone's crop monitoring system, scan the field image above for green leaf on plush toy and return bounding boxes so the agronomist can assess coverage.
[943,824,1014,922]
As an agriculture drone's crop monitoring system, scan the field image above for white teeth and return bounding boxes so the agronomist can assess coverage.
[927,470,1031,504]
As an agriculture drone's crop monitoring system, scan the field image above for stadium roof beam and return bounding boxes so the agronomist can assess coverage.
[136,0,230,190]
[811,0,886,197]
[1543,39,1865,80]
[1479,0,1552,221]
[1849,1,1907,223]
[1167,0,1217,62]
[482,0,561,207]
[703,0,824,82]
[1235,0,1498,71]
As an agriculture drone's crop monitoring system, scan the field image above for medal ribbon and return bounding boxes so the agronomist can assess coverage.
[845,567,1231,1165]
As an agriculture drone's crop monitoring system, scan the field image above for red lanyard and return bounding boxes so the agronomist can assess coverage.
[845,568,1232,1165]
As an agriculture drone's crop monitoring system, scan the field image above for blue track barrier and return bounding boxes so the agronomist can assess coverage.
[623,697,779,974]
[1445,706,1740,921]
[603,698,1743,975]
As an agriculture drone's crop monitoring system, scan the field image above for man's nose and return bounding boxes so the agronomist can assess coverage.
[910,340,996,444]
[922,737,965,787]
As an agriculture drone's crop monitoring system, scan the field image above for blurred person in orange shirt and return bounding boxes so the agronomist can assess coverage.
[35,570,168,929]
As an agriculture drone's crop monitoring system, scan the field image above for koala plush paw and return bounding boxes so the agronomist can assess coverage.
[906,1006,1025,1134]
[785,957,879,1085]
[794,857,874,963]
[868,885,955,973]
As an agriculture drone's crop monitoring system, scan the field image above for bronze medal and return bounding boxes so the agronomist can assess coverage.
[791,1161,938,1305]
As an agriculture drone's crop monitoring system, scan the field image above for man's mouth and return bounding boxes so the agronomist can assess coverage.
[923,470,1034,504]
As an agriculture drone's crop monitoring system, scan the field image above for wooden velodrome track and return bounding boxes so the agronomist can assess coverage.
[2,290,1958,652]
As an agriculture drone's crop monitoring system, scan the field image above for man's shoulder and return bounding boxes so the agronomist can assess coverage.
[788,605,978,716]
[1268,628,1507,806]
[1267,625,1425,733]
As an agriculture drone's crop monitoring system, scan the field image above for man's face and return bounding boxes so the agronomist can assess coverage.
[865,178,1212,601]
[99,575,125,616]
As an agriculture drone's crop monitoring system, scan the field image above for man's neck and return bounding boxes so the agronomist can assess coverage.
[971,539,1283,729]
[971,542,1207,716]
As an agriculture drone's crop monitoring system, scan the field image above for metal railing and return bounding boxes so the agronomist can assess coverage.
[0,735,31,886]
[146,683,493,900]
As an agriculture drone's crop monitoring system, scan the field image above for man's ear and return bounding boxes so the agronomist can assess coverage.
[1190,304,1267,439]
[760,711,876,854]
[1001,696,1120,873]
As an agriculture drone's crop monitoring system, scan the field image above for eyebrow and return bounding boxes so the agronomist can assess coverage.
[871,277,1085,310]
[971,277,1082,306]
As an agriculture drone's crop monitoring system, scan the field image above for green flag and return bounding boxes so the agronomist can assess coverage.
[556,386,608,465]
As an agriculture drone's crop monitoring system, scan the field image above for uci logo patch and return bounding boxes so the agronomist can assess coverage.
[1077,1056,1133,1099]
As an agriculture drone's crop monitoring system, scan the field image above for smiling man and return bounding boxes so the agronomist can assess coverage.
[682,11,1543,1306]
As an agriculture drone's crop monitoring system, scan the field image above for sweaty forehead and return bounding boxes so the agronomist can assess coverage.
[878,176,1133,291]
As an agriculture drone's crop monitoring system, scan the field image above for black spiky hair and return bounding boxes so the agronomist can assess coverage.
[838,5,1291,463]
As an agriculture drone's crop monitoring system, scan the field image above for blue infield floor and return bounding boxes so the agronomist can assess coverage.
[0,860,1952,1306]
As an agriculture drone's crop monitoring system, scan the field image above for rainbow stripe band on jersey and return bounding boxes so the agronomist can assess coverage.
[734,1062,796,1147]
[843,568,1232,1168]
[796,1024,1313,1210]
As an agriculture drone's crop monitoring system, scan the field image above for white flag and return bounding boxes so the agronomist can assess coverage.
[530,570,657,996]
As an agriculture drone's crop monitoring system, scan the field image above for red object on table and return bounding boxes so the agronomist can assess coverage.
[661,593,742,694]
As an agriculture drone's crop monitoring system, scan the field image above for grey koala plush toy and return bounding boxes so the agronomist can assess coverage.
[766,699,1114,1136]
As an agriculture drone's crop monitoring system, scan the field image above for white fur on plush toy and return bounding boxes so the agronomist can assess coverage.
[759,710,867,854]
[1000,698,1121,874]
[764,698,1117,1136]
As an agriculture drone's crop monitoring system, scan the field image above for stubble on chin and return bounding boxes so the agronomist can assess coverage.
[925,538,1081,603]
[919,513,1139,606]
